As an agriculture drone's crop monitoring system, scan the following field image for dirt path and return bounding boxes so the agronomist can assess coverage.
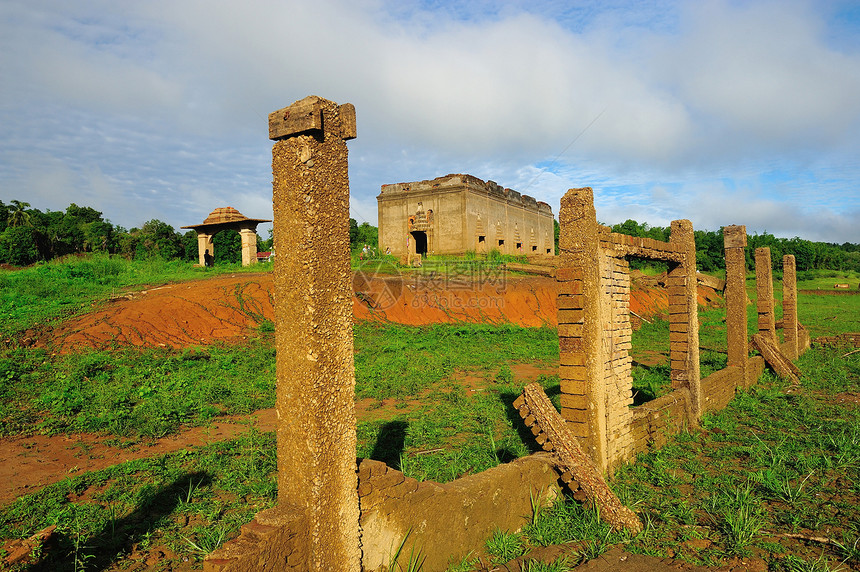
[0,410,278,505]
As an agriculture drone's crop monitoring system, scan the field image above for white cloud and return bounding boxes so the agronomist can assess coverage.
[0,0,858,245]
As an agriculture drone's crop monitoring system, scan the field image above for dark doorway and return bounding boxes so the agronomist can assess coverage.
[411,231,428,255]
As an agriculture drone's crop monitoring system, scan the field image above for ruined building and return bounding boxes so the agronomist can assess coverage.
[376,174,555,258]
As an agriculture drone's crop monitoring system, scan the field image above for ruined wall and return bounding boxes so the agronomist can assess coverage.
[556,188,699,473]
[625,221,808,456]
[377,174,554,258]
[358,456,561,572]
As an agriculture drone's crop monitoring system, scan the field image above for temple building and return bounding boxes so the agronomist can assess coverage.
[376,174,555,259]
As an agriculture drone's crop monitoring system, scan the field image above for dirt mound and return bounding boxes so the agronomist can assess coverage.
[48,272,722,351]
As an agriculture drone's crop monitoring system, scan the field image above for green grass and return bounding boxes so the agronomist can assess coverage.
[0,429,277,570]
[0,254,272,338]
[1,256,859,570]
[0,343,276,438]
[354,322,558,400]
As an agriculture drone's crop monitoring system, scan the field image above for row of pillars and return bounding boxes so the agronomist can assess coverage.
[725,225,800,387]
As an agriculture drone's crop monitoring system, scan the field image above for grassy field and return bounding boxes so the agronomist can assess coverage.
[0,257,858,570]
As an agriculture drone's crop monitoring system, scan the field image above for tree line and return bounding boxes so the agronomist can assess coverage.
[0,200,273,266]
[1,200,856,273]
[610,219,860,273]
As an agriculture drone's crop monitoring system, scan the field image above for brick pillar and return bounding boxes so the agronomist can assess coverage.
[723,225,748,386]
[755,247,776,344]
[557,187,607,471]
[269,96,359,571]
[667,220,701,418]
[783,254,798,359]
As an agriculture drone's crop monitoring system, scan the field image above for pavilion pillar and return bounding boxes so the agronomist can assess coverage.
[197,232,214,266]
[239,227,258,267]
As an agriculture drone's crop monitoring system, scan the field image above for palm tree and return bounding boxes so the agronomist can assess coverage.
[8,200,32,228]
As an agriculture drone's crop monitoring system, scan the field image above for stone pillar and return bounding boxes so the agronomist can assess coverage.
[197,232,214,266]
[557,187,607,471]
[239,228,258,267]
[783,254,798,359]
[269,96,359,571]
[668,220,701,418]
[723,226,748,386]
[755,247,776,344]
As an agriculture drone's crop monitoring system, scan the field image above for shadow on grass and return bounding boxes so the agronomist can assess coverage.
[370,420,408,469]
[37,471,212,572]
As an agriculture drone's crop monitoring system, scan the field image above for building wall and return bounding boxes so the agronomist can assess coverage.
[377,174,554,258]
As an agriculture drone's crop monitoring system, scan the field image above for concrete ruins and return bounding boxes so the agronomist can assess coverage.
[377,174,555,261]
[553,189,809,472]
[555,188,701,472]
[204,95,811,571]
[182,207,271,267]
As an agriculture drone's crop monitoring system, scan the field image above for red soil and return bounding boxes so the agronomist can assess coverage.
[49,272,719,351]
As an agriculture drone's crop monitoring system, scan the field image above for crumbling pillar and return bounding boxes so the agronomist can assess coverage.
[723,226,749,386]
[667,220,701,418]
[783,254,798,359]
[197,232,214,266]
[557,187,607,470]
[755,247,776,345]
[269,96,359,571]
[239,228,258,267]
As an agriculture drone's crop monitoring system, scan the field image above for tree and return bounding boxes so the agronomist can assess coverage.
[213,229,241,264]
[134,220,183,259]
[182,231,199,262]
[0,226,40,265]
[0,200,9,232]
[7,200,32,228]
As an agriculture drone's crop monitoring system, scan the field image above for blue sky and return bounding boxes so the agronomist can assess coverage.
[1,0,859,243]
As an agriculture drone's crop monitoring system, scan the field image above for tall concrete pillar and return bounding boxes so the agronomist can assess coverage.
[557,187,607,471]
[783,254,798,359]
[723,226,748,386]
[269,96,359,572]
[755,247,776,345]
[668,219,701,418]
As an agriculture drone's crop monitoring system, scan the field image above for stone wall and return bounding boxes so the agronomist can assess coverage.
[358,455,561,572]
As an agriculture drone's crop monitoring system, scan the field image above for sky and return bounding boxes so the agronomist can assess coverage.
[1,0,859,244]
